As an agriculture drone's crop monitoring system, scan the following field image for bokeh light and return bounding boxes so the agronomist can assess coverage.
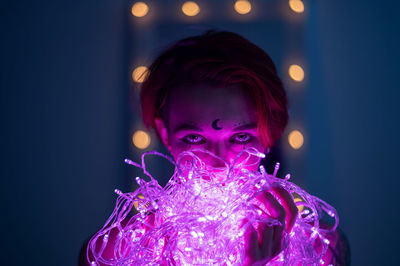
[289,64,304,82]
[289,0,304,14]
[132,66,149,83]
[288,130,304,150]
[234,0,251,15]
[131,2,149,17]
[182,1,200,17]
[294,197,304,212]
[133,130,151,149]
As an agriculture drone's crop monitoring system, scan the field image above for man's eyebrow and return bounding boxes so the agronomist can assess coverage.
[233,123,257,131]
[172,123,203,134]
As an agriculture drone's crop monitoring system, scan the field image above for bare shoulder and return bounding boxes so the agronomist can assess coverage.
[79,218,134,266]
[323,227,351,265]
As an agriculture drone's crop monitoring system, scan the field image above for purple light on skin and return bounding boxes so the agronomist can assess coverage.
[87,148,339,265]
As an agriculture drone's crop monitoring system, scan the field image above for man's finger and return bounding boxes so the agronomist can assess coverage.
[143,213,155,233]
[258,222,273,258]
[255,192,286,225]
[271,187,298,232]
[243,219,259,261]
[271,224,284,257]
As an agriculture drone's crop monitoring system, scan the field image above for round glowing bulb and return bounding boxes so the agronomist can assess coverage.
[182,1,200,17]
[132,66,149,83]
[294,197,304,212]
[288,64,304,82]
[133,130,151,149]
[131,2,149,17]
[289,0,304,14]
[288,130,304,150]
[234,0,251,15]
[133,194,145,210]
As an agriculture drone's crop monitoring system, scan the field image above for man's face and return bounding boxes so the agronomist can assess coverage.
[155,83,266,171]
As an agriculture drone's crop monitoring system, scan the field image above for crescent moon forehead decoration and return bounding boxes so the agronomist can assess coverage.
[211,119,223,130]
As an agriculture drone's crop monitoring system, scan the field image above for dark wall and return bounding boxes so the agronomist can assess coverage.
[305,1,400,265]
[1,1,128,265]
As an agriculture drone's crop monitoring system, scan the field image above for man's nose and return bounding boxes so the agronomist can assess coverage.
[206,142,230,166]
[208,141,223,157]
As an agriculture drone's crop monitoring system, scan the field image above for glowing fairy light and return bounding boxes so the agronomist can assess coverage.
[87,149,338,265]
[289,0,305,14]
[289,64,305,82]
[181,1,200,17]
[132,66,149,83]
[288,130,304,150]
[234,0,251,15]
[132,130,151,149]
[131,2,149,17]
[294,197,304,212]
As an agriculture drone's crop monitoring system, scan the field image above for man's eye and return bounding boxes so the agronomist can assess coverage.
[231,133,253,144]
[182,134,206,144]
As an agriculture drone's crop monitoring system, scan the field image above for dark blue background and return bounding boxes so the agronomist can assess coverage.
[1,0,399,265]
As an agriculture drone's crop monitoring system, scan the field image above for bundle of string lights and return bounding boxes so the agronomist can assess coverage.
[87,148,338,265]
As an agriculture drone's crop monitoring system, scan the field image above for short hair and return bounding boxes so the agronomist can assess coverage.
[140,30,288,148]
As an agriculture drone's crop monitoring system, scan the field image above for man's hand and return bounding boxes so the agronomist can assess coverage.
[243,186,298,265]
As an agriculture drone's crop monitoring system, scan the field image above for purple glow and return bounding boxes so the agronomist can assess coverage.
[87,148,338,265]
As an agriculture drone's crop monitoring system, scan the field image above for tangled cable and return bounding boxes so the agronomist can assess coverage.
[87,148,338,265]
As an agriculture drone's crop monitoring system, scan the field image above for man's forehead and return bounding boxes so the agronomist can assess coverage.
[170,119,257,132]
[167,82,257,128]
[169,83,252,105]
[168,93,253,118]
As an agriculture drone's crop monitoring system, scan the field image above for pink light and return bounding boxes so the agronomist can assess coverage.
[87,148,339,265]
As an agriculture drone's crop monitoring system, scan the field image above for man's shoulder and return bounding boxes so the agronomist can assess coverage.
[325,226,351,266]
[79,218,133,266]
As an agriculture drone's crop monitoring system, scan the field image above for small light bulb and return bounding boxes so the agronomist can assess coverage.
[288,130,304,150]
[234,0,251,15]
[289,64,305,82]
[289,0,304,14]
[131,2,149,17]
[132,130,151,149]
[294,197,304,212]
[182,1,200,16]
[132,66,149,83]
